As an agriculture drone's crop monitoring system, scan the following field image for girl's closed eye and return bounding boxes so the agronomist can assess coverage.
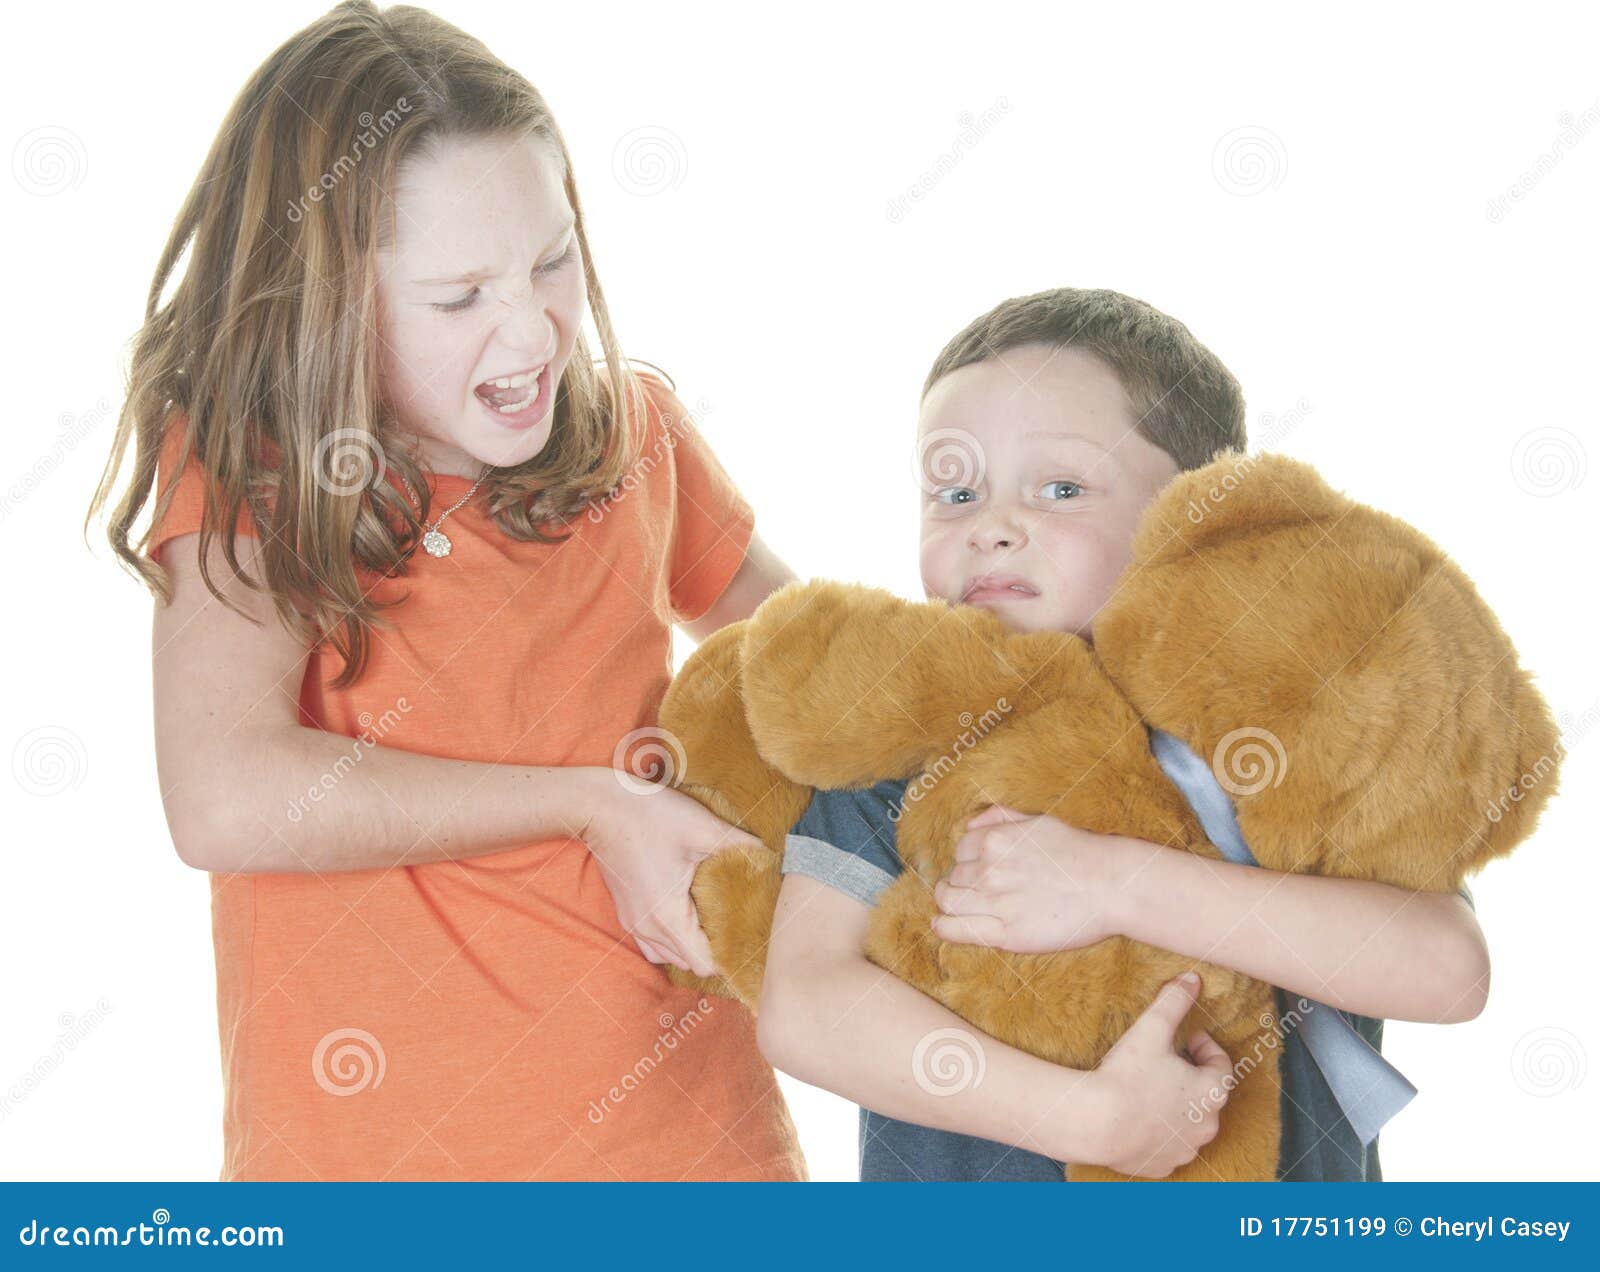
[432,243,577,314]
[433,289,480,315]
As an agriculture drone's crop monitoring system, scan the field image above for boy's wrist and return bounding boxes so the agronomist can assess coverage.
[1103,833,1162,940]
[1041,1066,1122,1166]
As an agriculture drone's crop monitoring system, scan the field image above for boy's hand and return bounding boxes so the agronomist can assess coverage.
[931,804,1154,952]
[1081,973,1233,1178]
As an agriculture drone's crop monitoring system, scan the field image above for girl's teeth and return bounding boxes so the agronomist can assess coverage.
[487,367,542,390]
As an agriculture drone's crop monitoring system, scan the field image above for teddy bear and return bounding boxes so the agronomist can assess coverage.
[654,451,1561,1181]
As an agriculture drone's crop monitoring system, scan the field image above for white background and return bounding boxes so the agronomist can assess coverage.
[2,0,1596,1181]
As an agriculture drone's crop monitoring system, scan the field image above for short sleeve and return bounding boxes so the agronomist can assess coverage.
[780,782,907,907]
[148,415,259,565]
[643,375,756,623]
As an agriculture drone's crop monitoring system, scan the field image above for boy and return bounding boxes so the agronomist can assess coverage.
[757,288,1487,1181]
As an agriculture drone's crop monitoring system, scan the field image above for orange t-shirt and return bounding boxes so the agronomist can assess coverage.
[149,373,804,1181]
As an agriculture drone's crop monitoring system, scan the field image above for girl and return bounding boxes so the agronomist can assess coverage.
[88,1,803,1180]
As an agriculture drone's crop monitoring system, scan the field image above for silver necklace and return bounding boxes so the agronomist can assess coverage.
[400,464,492,558]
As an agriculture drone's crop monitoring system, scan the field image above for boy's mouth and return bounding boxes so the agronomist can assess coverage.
[961,573,1040,603]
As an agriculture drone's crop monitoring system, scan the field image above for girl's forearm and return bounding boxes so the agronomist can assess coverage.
[173,722,609,873]
[1113,845,1488,1022]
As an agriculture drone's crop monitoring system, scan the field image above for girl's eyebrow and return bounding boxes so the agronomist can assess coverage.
[410,218,576,286]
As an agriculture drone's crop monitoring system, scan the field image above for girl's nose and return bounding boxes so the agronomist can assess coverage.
[494,283,557,346]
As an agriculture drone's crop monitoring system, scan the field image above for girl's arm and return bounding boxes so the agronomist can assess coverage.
[679,531,795,640]
[154,529,749,976]
[933,806,1490,1024]
[759,874,1233,1178]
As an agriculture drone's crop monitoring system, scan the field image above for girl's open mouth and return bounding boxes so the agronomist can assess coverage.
[473,364,550,431]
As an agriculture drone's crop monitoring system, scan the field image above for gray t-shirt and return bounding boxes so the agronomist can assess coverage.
[780,777,1475,1182]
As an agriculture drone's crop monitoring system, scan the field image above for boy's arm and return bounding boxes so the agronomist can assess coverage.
[933,805,1490,1024]
[757,871,1232,1178]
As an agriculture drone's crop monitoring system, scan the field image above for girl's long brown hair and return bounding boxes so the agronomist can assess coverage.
[87,1,645,688]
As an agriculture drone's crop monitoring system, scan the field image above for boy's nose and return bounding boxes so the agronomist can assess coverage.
[970,516,1028,552]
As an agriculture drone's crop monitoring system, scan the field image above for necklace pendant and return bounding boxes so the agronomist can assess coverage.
[422,528,453,558]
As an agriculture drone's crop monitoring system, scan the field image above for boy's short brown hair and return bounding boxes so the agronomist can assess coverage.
[923,287,1248,471]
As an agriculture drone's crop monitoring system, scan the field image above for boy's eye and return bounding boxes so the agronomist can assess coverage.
[431,245,577,314]
[1039,480,1083,500]
[933,486,979,505]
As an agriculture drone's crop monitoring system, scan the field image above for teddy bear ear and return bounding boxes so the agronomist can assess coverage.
[1130,451,1348,569]
[1098,450,1566,893]
[739,579,1031,788]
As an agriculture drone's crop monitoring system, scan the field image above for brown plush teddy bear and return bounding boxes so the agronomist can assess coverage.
[655,451,1561,1181]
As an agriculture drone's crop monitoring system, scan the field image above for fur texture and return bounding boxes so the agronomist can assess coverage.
[657,453,1560,1181]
